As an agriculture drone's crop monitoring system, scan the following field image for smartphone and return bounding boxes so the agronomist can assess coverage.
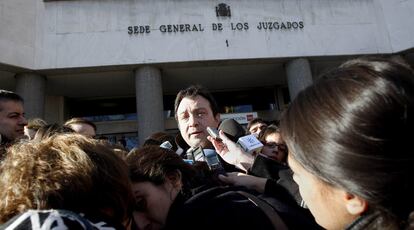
[207,127,221,141]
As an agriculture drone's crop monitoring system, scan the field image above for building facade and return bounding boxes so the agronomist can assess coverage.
[1,0,413,147]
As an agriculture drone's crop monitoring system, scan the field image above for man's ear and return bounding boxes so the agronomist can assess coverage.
[344,192,368,215]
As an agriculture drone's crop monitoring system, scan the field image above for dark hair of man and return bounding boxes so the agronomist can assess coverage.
[247,118,267,133]
[257,124,280,143]
[280,57,414,228]
[0,133,133,224]
[64,117,97,132]
[0,90,23,110]
[174,85,219,120]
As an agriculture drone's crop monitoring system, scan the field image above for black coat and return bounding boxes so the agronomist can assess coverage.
[164,186,321,230]
[249,154,303,206]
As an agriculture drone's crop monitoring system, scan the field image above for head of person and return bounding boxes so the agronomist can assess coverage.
[64,117,97,137]
[0,90,27,143]
[280,57,414,229]
[32,123,74,141]
[0,133,133,225]
[126,146,196,230]
[174,85,220,149]
[24,118,48,140]
[258,125,287,163]
[247,118,268,136]
[143,131,179,152]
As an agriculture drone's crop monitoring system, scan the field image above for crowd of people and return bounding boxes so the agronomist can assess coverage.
[0,57,413,229]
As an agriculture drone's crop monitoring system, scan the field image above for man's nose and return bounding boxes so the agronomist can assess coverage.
[188,113,199,126]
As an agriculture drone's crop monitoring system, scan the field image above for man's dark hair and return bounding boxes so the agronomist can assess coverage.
[64,117,97,132]
[174,85,219,119]
[247,118,267,132]
[0,90,23,111]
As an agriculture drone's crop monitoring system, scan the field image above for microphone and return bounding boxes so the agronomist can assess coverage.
[218,119,263,154]
[218,118,246,142]
[188,119,246,174]
[237,134,263,154]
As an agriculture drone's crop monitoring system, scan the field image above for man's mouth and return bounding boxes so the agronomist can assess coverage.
[190,131,203,137]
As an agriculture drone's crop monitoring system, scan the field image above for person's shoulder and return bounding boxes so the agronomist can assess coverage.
[186,185,259,204]
[178,186,321,230]
[167,186,274,230]
[249,154,289,180]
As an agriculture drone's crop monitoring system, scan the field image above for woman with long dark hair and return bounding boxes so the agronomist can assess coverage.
[281,57,414,229]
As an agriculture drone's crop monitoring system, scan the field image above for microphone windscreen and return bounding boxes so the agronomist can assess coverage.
[218,119,246,142]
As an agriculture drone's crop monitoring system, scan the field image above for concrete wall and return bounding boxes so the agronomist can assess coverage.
[95,118,178,135]
[44,95,65,124]
[1,0,413,70]
[378,0,414,52]
[0,0,37,68]
[33,0,386,69]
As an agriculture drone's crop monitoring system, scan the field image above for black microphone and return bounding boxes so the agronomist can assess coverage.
[218,118,246,142]
[218,118,263,154]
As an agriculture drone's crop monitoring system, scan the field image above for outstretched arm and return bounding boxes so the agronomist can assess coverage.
[218,172,268,193]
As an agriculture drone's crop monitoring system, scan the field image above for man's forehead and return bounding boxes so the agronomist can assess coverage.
[251,123,265,128]
[177,96,211,112]
[0,100,24,112]
[70,123,93,130]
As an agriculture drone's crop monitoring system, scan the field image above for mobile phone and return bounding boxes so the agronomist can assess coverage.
[202,148,227,176]
[207,127,221,141]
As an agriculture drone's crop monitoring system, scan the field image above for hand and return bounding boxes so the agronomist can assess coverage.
[207,130,255,172]
[207,130,229,156]
[218,172,267,193]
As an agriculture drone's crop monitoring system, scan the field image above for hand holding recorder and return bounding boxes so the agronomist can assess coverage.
[207,127,255,172]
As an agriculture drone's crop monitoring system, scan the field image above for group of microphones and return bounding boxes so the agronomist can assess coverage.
[201,118,264,174]
[159,118,263,175]
[210,118,263,154]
